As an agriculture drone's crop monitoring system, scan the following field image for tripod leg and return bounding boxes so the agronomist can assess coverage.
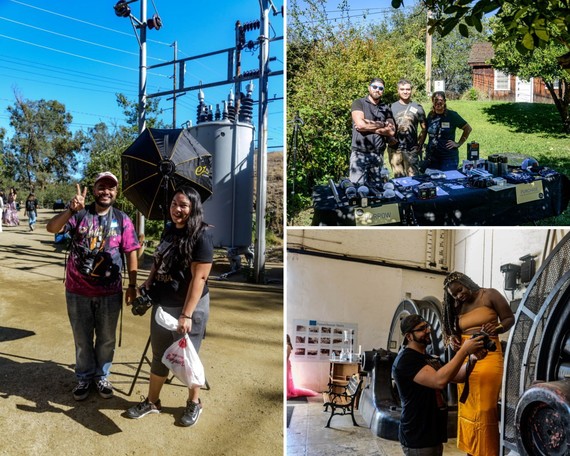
[127,335,152,396]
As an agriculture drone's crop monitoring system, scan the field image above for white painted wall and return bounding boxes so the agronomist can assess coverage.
[286,228,567,392]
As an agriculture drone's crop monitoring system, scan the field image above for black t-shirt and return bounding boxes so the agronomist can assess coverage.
[351,96,394,153]
[392,348,448,448]
[148,225,214,307]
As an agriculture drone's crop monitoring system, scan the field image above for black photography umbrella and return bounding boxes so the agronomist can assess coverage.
[122,128,213,220]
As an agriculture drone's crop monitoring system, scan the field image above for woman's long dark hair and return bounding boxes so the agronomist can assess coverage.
[164,186,207,268]
[442,271,481,344]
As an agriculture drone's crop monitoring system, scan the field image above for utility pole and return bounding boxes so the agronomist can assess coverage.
[253,0,270,283]
[425,9,433,96]
[171,41,177,128]
[137,0,147,237]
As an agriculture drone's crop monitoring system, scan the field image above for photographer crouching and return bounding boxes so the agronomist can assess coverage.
[392,314,487,456]
[46,172,140,401]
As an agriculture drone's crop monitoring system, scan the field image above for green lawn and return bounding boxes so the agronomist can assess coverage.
[447,100,570,166]
[293,100,570,226]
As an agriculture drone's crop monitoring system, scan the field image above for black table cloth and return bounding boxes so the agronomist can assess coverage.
[312,173,570,226]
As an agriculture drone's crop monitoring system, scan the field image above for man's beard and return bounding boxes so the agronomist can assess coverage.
[412,333,431,346]
[95,195,114,208]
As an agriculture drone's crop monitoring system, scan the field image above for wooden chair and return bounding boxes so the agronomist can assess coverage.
[322,373,363,428]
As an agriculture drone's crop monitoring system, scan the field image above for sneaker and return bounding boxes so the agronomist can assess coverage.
[180,399,202,427]
[72,381,91,401]
[126,397,162,419]
[96,379,114,399]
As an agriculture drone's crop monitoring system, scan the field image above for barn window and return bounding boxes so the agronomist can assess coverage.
[494,70,510,90]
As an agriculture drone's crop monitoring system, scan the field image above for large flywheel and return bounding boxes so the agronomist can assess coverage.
[501,232,570,455]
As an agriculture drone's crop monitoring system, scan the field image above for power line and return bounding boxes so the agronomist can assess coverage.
[8,0,172,46]
[0,15,167,62]
[0,34,138,72]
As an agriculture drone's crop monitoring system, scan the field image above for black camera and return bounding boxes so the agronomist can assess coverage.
[78,249,97,276]
[471,331,497,351]
[131,288,153,316]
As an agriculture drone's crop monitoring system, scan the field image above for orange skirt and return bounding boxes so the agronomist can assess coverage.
[456,335,503,456]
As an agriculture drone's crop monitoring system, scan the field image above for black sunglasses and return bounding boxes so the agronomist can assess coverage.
[411,323,430,333]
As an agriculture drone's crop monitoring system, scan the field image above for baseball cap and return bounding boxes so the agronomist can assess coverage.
[400,314,427,336]
[94,171,118,186]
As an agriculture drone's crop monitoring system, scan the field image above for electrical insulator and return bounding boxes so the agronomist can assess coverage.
[243,20,260,31]
[215,104,221,121]
[222,100,228,121]
[238,92,253,123]
[227,89,236,122]
[207,105,213,122]
[196,88,207,124]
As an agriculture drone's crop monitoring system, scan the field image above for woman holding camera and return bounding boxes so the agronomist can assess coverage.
[126,186,213,427]
[442,272,514,456]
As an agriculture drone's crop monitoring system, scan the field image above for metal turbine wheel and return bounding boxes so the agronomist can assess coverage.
[387,297,445,360]
[501,232,570,455]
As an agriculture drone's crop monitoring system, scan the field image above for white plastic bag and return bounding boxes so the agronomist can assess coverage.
[155,306,205,387]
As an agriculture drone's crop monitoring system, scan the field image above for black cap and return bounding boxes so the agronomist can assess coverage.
[401,314,427,336]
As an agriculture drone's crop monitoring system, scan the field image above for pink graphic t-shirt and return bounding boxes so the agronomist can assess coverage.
[64,206,140,297]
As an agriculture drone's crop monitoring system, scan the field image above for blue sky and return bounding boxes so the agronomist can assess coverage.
[0,0,284,150]
[290,0,410,27]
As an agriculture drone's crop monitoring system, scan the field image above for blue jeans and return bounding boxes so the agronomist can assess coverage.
[28,210,37,227]
[429,157,458,171]
[66,291,122,382]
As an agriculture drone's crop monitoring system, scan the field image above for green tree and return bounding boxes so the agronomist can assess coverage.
[433,24,489,94]
[4,94,82,192]
[491,18,570,132]
[391,0,570,64]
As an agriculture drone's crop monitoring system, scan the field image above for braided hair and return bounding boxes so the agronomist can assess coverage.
[442,271,481,345]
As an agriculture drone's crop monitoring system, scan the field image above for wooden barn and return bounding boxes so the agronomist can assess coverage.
[467,42,556,104]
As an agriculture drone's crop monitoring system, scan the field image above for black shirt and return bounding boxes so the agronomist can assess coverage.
[351,96,394,154]
[148,225,214,306]
[392,347,448,448]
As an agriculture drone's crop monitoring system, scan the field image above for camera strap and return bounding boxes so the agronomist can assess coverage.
[459,356,476,403]
[90,209,114,253]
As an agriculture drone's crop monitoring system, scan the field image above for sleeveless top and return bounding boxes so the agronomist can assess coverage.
[458,306,498,332]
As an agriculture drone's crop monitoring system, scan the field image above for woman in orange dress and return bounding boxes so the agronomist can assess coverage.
[442,272,515,456]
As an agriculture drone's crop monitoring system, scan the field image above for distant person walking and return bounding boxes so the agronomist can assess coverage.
[3,187,19,226]
[46,172,140,401]
[0,191,4,233]
[25,193,38,231]
[388,79,427,177]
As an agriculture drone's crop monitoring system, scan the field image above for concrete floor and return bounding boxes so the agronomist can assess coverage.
[286,396,466,456]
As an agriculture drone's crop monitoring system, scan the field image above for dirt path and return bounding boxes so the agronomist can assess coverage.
[0,209,283,456]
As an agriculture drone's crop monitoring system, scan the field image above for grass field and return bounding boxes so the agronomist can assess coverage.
[292,100,570,226]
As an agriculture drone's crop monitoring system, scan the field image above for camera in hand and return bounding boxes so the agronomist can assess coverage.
[131,287,153,316]
[470,331,497,351]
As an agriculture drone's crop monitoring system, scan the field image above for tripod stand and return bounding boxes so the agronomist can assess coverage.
[287,112,309,225]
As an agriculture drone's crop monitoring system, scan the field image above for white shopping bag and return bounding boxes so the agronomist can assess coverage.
[155,306,205,387]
